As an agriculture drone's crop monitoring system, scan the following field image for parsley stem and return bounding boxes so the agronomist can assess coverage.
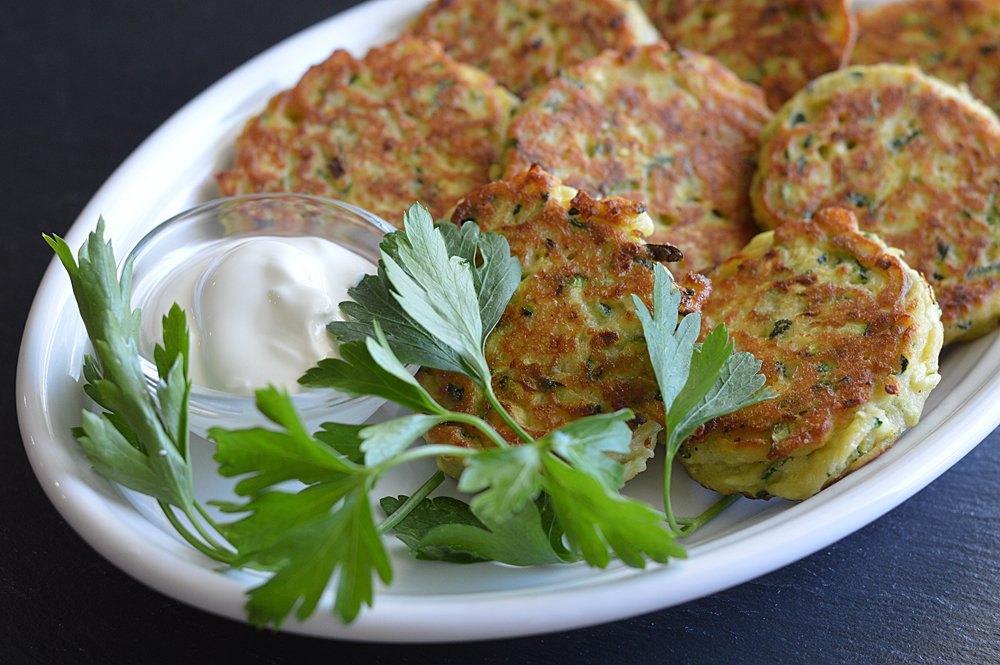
[194,500,222,530]
[191,501,235,555]
[482,383,534,444]
[441,409,511,449]
[376,470,445,535]
[158,501,234,564]
[377,444,479,469]
[663,458,682,535]
[678,494,741,537]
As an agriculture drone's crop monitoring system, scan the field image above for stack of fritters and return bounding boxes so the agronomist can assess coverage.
[216,0,1000,496]
[418,168,708,481]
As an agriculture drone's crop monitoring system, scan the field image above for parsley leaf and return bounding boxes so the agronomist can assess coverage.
[454,410,636,526]
[381,495,492,564]
[544,410,633,491]
[542,455,685,568]
[382,223,486,378]
[211,388,357,495]
[381,494,580,566]
[459,444,545,523]
[435,222,521,341]
[383,494,570,566]
[321,202,532,442]
[632,266,701,412]
[634,265,772,531]
[451,410,679,566]
[211,387,392,626]
[313,423,366,464]
[664,325,772,454]
[220,480,388,626]
[328,204,520,383]
[46,222,194,511]
[359,413,447,467]
[299,323,442,414]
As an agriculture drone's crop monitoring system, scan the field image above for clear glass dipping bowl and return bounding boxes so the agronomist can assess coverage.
[125,194,395,436]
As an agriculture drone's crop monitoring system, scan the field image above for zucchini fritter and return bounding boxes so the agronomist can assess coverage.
[752,64,1000,344]
[682,208,943,501]
[852,0,1000,115]
[419,167,708,481]
[502,43,773,274]
[216,38,519,223]
[639,0,856,110]
[405,0,660,99]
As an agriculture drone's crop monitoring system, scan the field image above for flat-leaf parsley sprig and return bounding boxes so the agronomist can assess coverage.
[45,222,234,563]
[633,266,774,534]
[307,204,528,439]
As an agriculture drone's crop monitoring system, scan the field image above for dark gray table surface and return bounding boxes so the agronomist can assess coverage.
[5,1,1000,662]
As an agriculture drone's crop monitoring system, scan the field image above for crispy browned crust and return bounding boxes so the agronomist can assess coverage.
[751,64,1000,344]
[852,0,1000,115]
[502,43,772,274]
[682,207,942,500]
[639,0,856,109]
[418,167,707,477]
[216,37,518,224]
[696,209,916,459]
[405,0,658,99]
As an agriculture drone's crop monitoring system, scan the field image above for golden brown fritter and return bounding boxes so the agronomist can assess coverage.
[852,0,1000,115]
[502,43,773,274]
[681,208,943,500]
[404,0,659,99]
[419,167,708,481]
[752,64,1000,344]
[638,0,856,110]
[216,37,519,223]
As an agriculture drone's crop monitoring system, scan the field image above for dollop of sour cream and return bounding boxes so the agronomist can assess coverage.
[138,236,374,395]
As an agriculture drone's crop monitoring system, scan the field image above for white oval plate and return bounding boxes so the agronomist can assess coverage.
[17,0,1000,643]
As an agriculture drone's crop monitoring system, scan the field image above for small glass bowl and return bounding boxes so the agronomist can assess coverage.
[125,194,395,436]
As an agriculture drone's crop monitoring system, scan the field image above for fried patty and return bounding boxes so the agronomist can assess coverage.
[681,207,943,501]
[751,64,1000,344]
[638,0,856,110]
[419,167,710,481]
[502,43,773,274]
[405,0,659,99]
[852,0,1000,115]
[216,37,519,224]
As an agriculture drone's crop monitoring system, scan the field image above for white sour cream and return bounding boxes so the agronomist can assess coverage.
[138,236,374,395]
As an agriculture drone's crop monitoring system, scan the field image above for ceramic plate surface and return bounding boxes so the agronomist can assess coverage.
[17,0,1000,643]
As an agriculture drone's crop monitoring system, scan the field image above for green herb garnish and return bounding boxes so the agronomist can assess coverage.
[50,203,769,630]
[633,268,772,532]
[45,222,234,564]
